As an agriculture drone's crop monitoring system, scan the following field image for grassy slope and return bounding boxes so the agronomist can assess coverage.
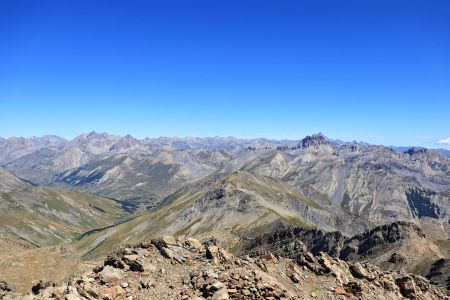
[0,185,129,246]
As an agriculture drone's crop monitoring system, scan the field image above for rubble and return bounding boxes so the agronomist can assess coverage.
[10,236,448,300]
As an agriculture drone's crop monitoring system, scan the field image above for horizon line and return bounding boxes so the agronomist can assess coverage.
[1,131,449,150]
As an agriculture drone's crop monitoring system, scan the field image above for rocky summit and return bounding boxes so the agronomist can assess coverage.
[2,236,447,300]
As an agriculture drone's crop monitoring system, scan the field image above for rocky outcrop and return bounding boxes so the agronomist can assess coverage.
[241,226,347,257]
[13,236,447,300]
[242,221,426,262]
[340,221,426,260]
[0,281,15,298]
[426,258,450,291]
[298,133,334,149]
[389,253,406,264]
[404,147,429,156]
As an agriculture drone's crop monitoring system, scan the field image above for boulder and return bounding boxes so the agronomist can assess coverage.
[335,286,347,295]
[211,288,229,300]
[344,281,363,297]
[151,236,178,249]
[287,262,302,283]
[317,252,333,273]
[260,252,278,272]
[162,236,177,246]
[83,283,100,298]
[65,293,80,300]
[389,252,406,264]
[31,281,52,295]
[99,266,124,284]
[140,278,152,289]
[208,281,225,292]
[122,255,144,272]
[104,255,125,269]
[0,281,14,293]
[187,237,203,250]
[206,245,219,259]
[100,286,125,300]
[218,249,234,263]
[396,276,417,298]
[350,263,377,281]
[160,247,175,259]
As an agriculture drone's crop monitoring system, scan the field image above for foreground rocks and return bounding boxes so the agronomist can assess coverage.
[0,281,15,298]
[3,236,448,299]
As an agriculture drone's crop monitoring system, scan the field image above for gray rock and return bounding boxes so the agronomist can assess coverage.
[99,266,124,283]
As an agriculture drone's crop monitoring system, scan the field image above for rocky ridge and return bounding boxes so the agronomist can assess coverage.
[241,221,447,276]
[241,221,425,258]
[3,236,447,300]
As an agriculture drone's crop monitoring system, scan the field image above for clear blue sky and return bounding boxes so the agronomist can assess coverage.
[1,0,449,148]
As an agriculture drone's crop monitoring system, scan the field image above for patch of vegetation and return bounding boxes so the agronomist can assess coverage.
[281,215,314,229]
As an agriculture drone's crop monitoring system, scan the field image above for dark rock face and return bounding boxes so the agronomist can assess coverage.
[340,221,425,260]
[241,226,347,258]
[426,258,450,290]
[240,221,450,296]
[299,133,332,149]
[406,189,440,219]
[404,147,428,156]
[242,221,425,263]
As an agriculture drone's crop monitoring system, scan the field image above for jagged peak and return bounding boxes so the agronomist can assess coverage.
[72,131,115,141]
[404,147,428,156]
[86,131,111,139]
[298,133,333,148]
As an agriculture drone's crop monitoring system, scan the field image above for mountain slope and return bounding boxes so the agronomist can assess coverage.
[219,137,450,238]
[75,170,366,258]
[54,149,220,211]
[0,168,129,246]
[0,168,28,192]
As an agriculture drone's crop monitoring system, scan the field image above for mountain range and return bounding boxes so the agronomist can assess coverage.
[1,132,450,297]
[1,132,449,234]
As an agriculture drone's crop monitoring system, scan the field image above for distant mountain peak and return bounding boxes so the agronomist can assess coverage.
[86,131,111,139]
[86,131,98,138]
[299,133,332,148]
[404,147,428,156]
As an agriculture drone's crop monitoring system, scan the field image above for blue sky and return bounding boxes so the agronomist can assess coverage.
[0,0,449,148]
